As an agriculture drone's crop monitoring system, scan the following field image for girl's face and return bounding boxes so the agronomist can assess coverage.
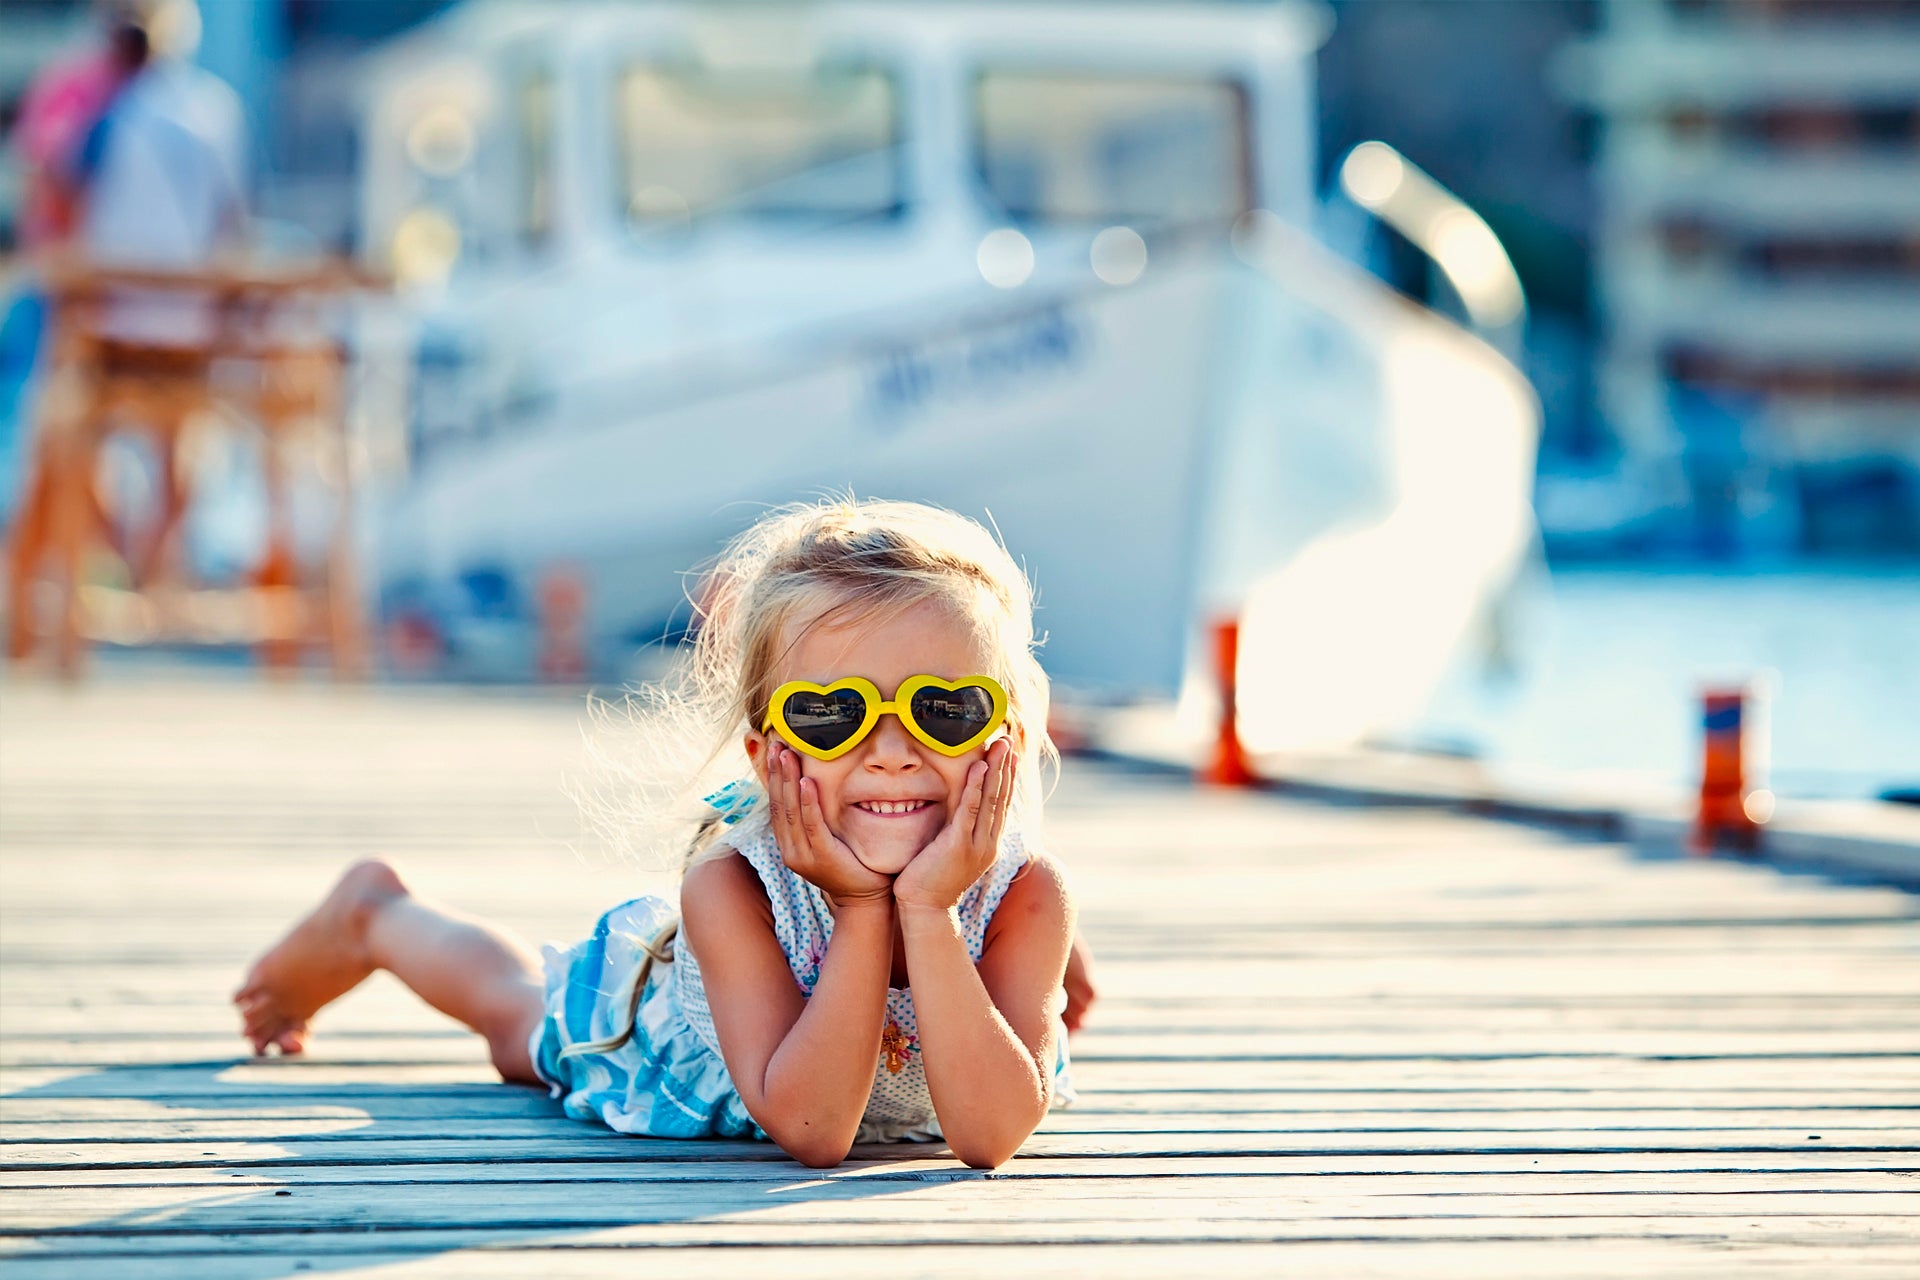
[746,599,1007,877]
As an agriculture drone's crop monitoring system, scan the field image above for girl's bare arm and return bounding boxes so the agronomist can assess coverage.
[899,853,1075,1168]
[679,853,893,1167]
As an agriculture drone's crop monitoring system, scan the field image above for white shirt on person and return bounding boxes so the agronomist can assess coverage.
[80,60,247,346]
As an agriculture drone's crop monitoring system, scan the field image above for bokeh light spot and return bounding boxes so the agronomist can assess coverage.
[405,106,475,178]
[977,228,1034,289]
[391,207,462,288]
[1090,226,1147,285]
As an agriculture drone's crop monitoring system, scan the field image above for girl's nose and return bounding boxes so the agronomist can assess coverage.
[863,713,922,768]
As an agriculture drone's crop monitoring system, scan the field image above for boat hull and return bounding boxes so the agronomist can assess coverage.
[375,241,1540,749]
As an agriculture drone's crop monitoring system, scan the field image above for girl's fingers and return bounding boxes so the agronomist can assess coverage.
[766,744,784,825]
[786,759,813,867]
[963,756,991,851]
[991,747,1014,849]
[765,748,780,826]
[971,742,1007,851]
[771,745,802,864]
[988,746,1016,848]
[779,746,798,826]
[798,775,822,843]
[798,775,833,857]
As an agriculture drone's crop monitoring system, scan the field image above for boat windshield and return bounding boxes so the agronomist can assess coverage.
[517,67,555,248]
[616,63,902,228]
[976,72,1251,229]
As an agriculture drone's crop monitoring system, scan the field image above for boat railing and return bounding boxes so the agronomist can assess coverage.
[1335,141,1528,363]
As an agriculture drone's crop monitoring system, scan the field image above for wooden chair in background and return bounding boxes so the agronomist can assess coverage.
[3,258,385,678]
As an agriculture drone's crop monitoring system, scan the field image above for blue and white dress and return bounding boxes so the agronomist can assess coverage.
[526,795,1075,1143]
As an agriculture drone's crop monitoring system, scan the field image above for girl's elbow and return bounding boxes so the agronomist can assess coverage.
[770,1124,854,1168]
[951,1143,1012,1170]
[948,1119,1040,1169]
[786,1139,854,1169]
[948,1131,1029,1169]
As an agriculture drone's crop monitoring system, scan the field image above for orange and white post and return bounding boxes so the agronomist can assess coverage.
[1691,680,1774,853]
[1199,617,1256,787]
[537,566,589,683]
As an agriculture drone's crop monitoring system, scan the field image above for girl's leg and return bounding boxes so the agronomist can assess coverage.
[233,859,546,1084]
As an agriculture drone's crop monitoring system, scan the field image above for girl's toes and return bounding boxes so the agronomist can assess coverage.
[271,1028,306,1055]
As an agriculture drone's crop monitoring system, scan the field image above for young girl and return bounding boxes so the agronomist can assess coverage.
[234,498,1080,1169]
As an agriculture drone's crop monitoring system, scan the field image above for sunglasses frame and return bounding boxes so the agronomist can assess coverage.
[762,674,1009,761]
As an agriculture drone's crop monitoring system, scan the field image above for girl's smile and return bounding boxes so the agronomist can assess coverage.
[748,600,1001,876]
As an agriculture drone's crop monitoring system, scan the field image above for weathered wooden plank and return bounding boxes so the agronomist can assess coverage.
[16,956,1918,1003]
[3,1213,1918,1257]
[14,989,1920,1034]
[6,1239,1917,1280]
[11,1054,1920,1101]
[5,1178,1920,1237]
[7,1179,1920,1236]
[1075,1058,1920,1090]
[7,1087,1916,1127]
[10,897,1914,934]
[6,1127,1913,1171]
[14,883,1910,923]
[6,1104,1915,1145]
[13,1028,1920,1068]
[5,1161,1913,1198]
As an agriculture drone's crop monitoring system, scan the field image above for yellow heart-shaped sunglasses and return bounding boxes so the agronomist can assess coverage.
[762,674,1009,761]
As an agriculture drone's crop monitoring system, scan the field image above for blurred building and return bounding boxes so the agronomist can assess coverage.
[1563,0,1920,553]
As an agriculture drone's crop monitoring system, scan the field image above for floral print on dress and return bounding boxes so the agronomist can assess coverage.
[880,1018,918,1074]
[795,937,827,993]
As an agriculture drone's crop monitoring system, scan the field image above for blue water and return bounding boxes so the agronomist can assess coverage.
[1419,565,1920,801]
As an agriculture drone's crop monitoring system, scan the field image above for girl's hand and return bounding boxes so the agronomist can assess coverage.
[766,742,895,905]
[893,737,1015,914]
[1062,929,1098,1032]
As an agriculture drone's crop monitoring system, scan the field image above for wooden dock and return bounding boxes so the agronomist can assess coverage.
[2,675,1916,1277]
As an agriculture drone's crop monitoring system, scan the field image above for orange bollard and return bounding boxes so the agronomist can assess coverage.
[537,566,588,683]
[1691,683,1771,853]
[1199,618,1256,787]
[255,539,304,673]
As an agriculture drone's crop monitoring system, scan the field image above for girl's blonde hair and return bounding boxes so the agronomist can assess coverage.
[565,497,1054,1058]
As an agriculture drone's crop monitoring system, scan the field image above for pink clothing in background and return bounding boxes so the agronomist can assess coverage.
[12,51,126,248]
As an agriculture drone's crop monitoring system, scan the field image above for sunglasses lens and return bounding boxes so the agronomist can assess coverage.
[909,684,998,747]
[781,688,869,753]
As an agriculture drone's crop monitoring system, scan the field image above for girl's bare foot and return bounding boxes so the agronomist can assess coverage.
[233,859,405,1056]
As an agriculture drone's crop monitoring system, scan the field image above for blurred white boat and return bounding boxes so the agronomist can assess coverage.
[356,1,1539,746]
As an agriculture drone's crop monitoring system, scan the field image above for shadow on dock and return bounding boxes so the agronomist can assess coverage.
[6,1061,947,1278]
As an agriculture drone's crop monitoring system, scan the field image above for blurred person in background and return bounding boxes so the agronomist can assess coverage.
[1,0,244,528]
[73,0,247,278]
[2,0,148,527]
[10,1,152,253]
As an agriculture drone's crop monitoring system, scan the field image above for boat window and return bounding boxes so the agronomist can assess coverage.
[517,67,556,248]
[975,72,1251,228]
[616,64,902,228]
